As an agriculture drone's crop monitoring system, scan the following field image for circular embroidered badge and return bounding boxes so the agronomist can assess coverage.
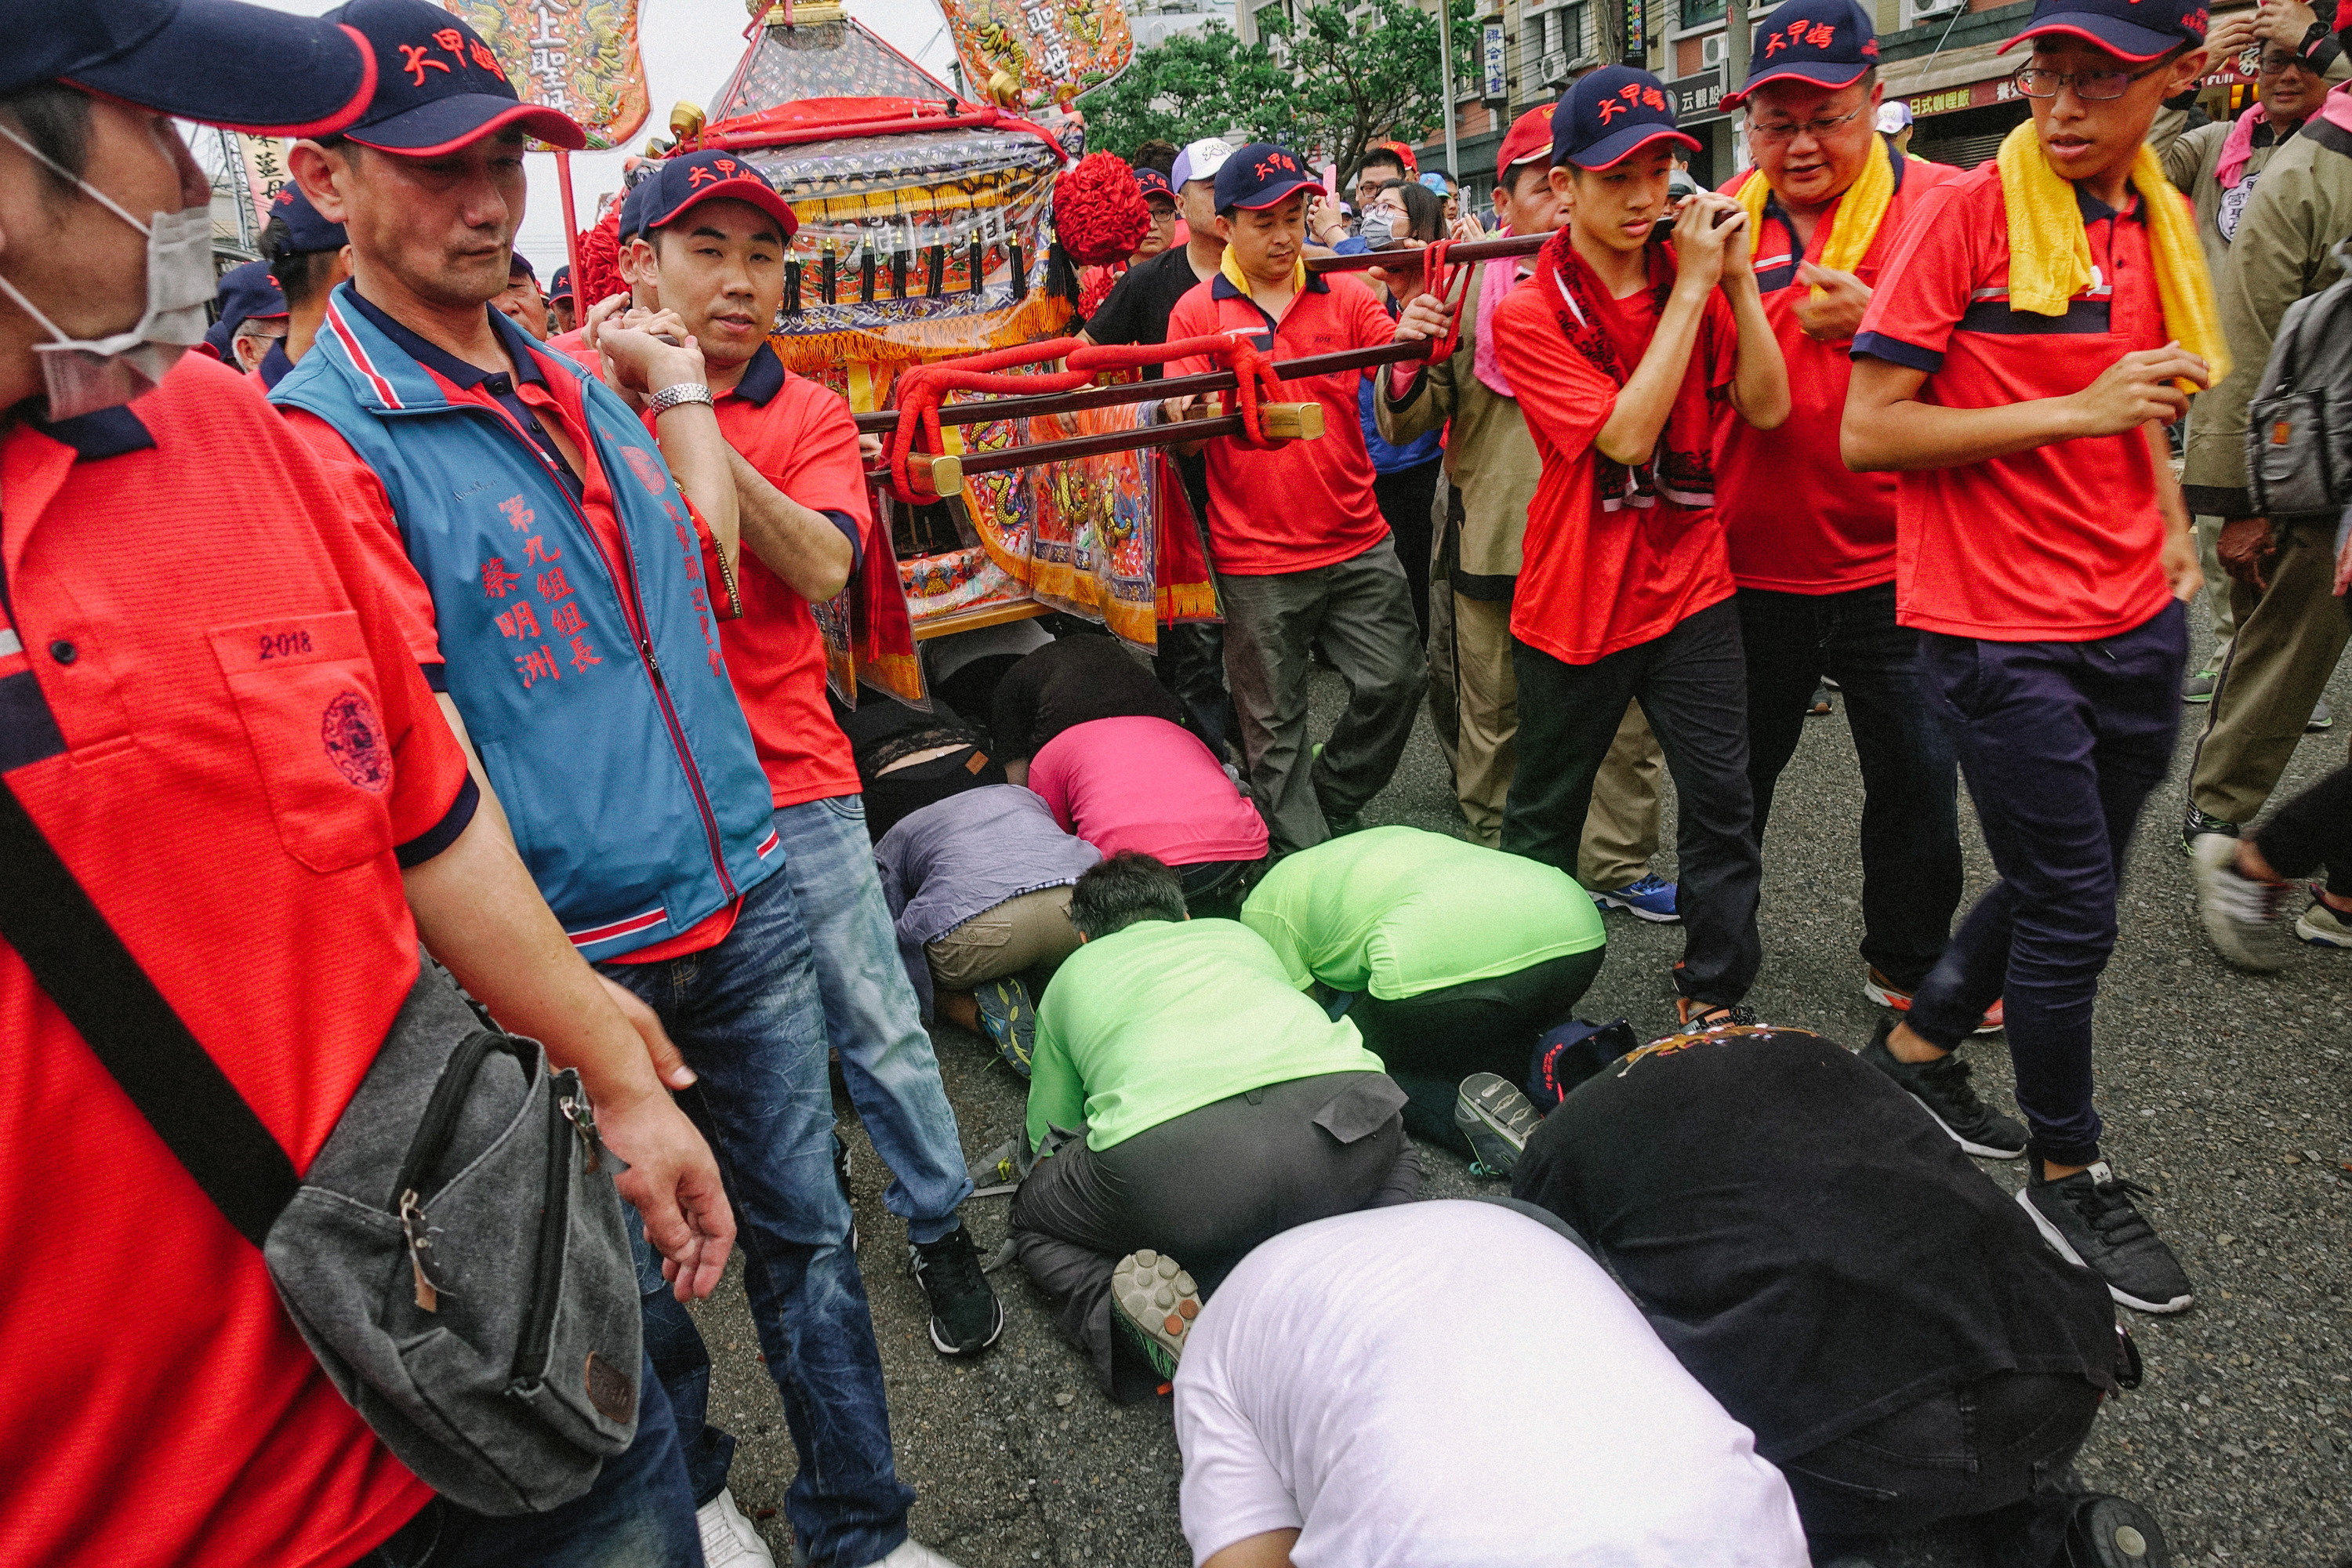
[321,690,393,793]
[622,445,670,495]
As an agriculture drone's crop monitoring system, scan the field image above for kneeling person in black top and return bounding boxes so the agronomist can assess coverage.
[1510,1025,2163,1566]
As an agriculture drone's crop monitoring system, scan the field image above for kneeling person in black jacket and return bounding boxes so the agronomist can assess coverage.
[1503,1025,2167,1568]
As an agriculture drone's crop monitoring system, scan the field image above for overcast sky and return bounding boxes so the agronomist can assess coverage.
[251,0,961,274]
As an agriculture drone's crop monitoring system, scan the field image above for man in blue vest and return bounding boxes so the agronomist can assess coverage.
[272,3,956,1565]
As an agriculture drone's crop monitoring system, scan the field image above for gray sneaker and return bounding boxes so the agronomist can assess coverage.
[2309,695,2333,732]
[1454,1072,1544,1178]
[2191,833,2293,971]
[2296,897,2352,949]
[2181,663,2220,702]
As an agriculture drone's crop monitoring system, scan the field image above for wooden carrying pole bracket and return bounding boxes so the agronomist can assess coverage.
[904,452,964,501]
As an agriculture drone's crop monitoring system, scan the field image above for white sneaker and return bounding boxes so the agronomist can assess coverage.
[857,1541,967,1568]
[2191,833,2292,971]
[698,1489,779,1568]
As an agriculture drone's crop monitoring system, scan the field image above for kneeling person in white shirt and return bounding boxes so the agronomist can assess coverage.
[1172,1200,1809,1568]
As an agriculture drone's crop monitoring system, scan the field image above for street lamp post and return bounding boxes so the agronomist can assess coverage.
[1439,0,1460,180]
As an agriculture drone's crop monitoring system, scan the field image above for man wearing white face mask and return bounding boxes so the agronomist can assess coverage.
[0,3,742,1565]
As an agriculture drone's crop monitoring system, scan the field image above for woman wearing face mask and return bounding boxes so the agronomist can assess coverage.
[1352,179,1451,642]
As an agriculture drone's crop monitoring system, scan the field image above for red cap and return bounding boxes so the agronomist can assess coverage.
[1496,105,1553,186]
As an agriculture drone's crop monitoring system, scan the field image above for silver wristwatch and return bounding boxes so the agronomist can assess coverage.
[648,381,714,416]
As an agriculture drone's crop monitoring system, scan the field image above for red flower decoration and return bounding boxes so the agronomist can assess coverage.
[572,204,625,318]
[1054,151,1152,267]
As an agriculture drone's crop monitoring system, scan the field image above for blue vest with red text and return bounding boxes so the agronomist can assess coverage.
[272,285,781,960]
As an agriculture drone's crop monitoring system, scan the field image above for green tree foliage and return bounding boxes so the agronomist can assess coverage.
[1082,0,1477,192]
[1079,23,1295,162]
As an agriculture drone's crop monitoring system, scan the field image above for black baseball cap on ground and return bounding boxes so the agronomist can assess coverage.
[5,0,377,136]
[327,0,584,156]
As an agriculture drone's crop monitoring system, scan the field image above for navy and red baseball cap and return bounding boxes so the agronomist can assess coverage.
[629,150,800,243]
[1135,167,1175,206]
[4,0,376,136]
[200,259,288,358]
[549,265,573,303]
[2000,0,2209,60]
[1213,143,1319,216]
[327,0,584,155]
[1552,65,1700,169]
[1727,0,1881,107]
[267,182,347,254]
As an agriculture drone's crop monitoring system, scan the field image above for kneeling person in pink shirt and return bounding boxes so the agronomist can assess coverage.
[1027,715,1271,916]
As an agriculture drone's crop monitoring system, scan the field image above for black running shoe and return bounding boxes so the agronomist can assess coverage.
[1860,1016,2028,1159]
[909,1224,1005,1356]
[2020,1163,2194,1316]
[2180,801,2238,856]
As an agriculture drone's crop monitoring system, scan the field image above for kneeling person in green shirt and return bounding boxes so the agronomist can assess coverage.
[1011,853,1421,1397]
[1240,826,1607,1152]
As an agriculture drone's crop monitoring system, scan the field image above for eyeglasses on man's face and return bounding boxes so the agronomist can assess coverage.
[1746,102,1868,145]
[2010,60,2169,101]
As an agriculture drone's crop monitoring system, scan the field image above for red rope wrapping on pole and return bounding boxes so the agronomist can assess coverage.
[885,329,1294,502]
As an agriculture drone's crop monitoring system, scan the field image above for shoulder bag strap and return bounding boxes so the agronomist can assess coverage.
[0,778,297,1246]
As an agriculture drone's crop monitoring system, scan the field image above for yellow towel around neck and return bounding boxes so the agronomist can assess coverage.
[1737,132,1895,299]
[1220,242,1308,306]
[1993,118,2230,390]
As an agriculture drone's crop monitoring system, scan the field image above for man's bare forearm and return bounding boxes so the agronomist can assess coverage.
[726,445,855,601]
[653,402,742,569]
[403,811,670,1112]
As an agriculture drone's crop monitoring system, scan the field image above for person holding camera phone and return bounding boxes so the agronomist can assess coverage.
[1494,67,1790,1032]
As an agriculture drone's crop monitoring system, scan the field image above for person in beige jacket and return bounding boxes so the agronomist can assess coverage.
[2178,69,2352,870]
[1377,109,1676,919]
[2152,0,2347,699]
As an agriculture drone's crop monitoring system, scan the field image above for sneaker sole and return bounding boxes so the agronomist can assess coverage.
[1905,1090,2027,1160]
[1110,1251,1198,1378]
[1454,1073,1539,1176]
[1595,895,1679,924]
[1860,978,2003,1036]
[2015,1189,2194,1315]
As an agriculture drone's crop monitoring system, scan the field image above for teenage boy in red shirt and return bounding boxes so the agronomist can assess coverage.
[1494,68,1790,1028]
[599,149,1004,1494]
[1715,0,1991,1035]
[1163,143,1446,853]
[1845,0,2216,1316]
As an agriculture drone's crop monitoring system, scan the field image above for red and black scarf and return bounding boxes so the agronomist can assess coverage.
[1533,226,1716,513]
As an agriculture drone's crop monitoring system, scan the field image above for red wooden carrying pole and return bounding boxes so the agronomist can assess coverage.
[554,150,584,303]
[850,338,1435,438]
[1302,230,1545,275]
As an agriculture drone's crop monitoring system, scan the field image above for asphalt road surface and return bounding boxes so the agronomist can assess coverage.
[690,615,2352,1568]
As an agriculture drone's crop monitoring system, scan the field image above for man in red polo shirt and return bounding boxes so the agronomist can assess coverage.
[271,4,957,1563]
[1163,143,1445,852]
[0,2,731,1563]
[1845,0,2214,1316]
[1494,68,1790,1029]
[1711,0,1984,1032]
[600,147,1005,1496]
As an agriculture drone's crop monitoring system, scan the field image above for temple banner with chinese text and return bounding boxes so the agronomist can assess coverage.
[443,0,651,151]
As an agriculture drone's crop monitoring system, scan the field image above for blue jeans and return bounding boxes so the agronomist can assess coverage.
[1907,601,2187,1167]
[773,795,973,1244]
[600,864,915,1568]
[347,1350,700,1567]
[1738,583,1963,990]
